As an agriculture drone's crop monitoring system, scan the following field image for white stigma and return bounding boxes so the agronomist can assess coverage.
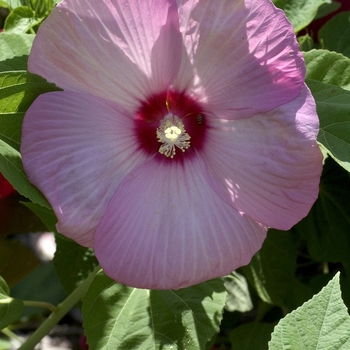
[156,114,191,158]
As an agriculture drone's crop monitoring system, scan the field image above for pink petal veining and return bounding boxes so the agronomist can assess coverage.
[21,0,323,289]
[21,91,149,246]
[175,0,305,119]
[95,155,267,289]
[28,0,182,111]
[201,87,322,230]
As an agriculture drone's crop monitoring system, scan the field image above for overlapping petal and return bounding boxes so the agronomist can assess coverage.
[175,0,305,119]
[28,0,182,111]
[21,92,149,246]
[94,154,267,290]
[201,87,323,230]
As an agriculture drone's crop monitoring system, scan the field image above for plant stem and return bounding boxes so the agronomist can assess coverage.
[22,300,57,313]
[1,327,23,343]
[18,265,101,350]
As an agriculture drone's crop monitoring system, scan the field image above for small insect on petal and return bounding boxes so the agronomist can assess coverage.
[197,114,203,125]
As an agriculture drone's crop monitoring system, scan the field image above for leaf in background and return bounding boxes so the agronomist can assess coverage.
[10,262,66,317]
[0,238,39,287]
[294,158,350,264]
[223,271,253,313]
[54,235,98,294]
[230,322,275,350]
[0,139,49,207]
[4,6,43,33]
[0,0,22,10]
[83,271,226,350]
[23,201,55,232]
[0,71,61,150]
[0,33,34,62]
[298,34,315,52]
[268,273,350,349]
[304,50,350,90]
[307,79,350,171]
[273,0,331,32]
[23,202,97,295]
[314,1,341,19]
[318,11,350,58]
[241,230,298,308]
[0,275,23,329]
[0,196,46,236]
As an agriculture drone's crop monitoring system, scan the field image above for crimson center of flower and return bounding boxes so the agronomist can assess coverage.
[135,90,206,160]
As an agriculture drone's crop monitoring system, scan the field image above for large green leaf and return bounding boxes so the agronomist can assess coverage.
[0,32,34,62]
[273,0,331,32]
[241,229,298,308]
[304,50,350,90]
[295,158,350,264]
[307,79,350,171]
[269,273,350,349]
[54,235,98,295]
[82,271,226,350]
[318,11,350,58]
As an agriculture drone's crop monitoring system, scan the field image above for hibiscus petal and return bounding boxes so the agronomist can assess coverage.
[94,154,267,290]
[21,92,148,246]
[175,0,305,119]
[201,86,323,230]
[28,0,182,110]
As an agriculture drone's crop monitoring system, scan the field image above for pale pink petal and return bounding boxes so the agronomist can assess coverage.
[94,155,267,290]
[175,0,305,119]
[29,0,182,111]
[201,86,322,230]
[21,92,148,246]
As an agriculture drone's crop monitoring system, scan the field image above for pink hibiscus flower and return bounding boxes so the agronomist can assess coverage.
[21,0,322,289]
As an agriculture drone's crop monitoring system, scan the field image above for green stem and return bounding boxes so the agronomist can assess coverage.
[18,265,101,350]
[22,300,57,313]
[1,327,23,343]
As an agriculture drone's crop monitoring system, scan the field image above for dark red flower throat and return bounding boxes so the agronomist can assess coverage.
[135,90,207,160]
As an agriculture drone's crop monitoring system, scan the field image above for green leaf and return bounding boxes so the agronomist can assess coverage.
[318,11,350,58]
[298,34,315,52]
[0,275,10,296]
[0,275,23,329]
[83,272,226,350]
[230,322,275,350]
[1,0,22,10]
[273,0,331,32]
[268,273,350,349]
[0,33,34,62]
[314,1,341,20]
[0,70,60,150]
[304,50,350,90]
[241,229,298,307]
[10,262,66,317]
[307,79,350,171]
[223,272,253,313]
[4,6,43,33]
[0,139,49,207]
[0,237,39,287]
[23,201,56,232]
[294,158,350,264]
[54,234,98,294]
